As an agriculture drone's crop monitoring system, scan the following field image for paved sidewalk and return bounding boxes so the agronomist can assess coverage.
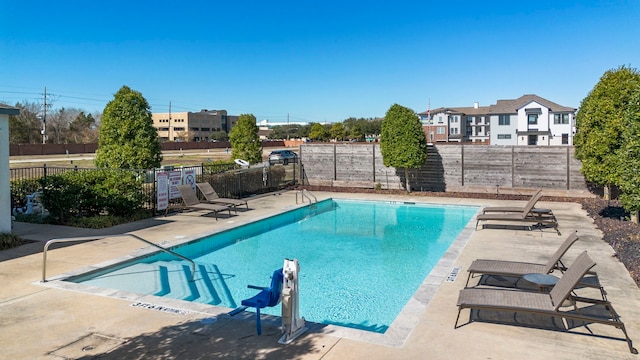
[2,191,639,359]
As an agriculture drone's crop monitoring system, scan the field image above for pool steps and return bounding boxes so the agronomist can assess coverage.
[85,260,237,307]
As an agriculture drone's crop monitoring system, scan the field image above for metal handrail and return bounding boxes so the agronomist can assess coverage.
[296,189,317,204]
[42,234,196,282]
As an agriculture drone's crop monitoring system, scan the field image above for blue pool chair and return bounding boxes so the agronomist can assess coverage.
[241,268,284,335]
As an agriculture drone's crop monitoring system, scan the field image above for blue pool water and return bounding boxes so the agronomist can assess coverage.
[70,199,477,333]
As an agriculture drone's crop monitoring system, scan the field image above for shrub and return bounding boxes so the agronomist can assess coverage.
[38,169,145,224]
[10,178,41,209]
[0,233,23,250]
[201,166,286,198]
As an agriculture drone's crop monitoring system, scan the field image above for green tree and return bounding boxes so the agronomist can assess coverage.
[69,111,97,143]
[574,65,640,199]
[9,101,42,144]
[330,123,347,141]
[349,126,363,141]
[208,130,228,141]
[95,86,162,169]
[229,114,262,164]
[380,104,427,192]
[308,123,328,141]
[617,88,640,222]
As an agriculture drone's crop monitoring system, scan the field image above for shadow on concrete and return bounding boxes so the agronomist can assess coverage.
[75,316,332,360]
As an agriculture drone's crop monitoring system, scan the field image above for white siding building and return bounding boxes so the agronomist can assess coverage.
[422,94,576,145]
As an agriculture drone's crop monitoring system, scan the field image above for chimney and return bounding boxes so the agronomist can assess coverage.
[474,102,479,109]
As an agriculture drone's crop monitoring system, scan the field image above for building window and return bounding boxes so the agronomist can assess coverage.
[497,134,511,139]
[554,113,570,124]
[174,127,185,131]
[438,116,443,124]
[528,135,537,145]
[466,116,473,123]
[437,127,446,134]
[562,133,569,144]
[450,127,459,135]
[498,115,510,126]
[528,114,538,125]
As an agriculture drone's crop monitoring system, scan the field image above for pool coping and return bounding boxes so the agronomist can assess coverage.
[36,198,482,348]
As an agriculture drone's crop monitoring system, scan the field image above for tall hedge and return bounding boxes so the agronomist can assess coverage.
[95,86,162,169]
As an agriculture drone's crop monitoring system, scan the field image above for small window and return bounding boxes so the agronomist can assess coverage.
[562,133,569,144]
[497,134,511,139]
[528,114,538,125]
[498,115,510,126]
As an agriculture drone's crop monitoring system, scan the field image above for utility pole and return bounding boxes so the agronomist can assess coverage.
[42,86,47,144]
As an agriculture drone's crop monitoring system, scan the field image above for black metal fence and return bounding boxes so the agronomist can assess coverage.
[10,162,299,216]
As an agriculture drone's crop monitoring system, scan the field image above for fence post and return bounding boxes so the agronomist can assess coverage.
[460,146,464,186]
[153,167,157,215]
[511,146,515,188]
[333,144,337,181]
[372,143,376,183]
[566,146,571,190]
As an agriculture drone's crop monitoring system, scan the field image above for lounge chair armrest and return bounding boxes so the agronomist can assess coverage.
[247,285,267,290]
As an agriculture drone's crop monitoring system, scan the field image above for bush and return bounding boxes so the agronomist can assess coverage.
[0,233,23,250]
[68,209,152,229]
[38,169,145,224]
[201,166,287,198]
[203,160,238,175]
[10,178,41,209]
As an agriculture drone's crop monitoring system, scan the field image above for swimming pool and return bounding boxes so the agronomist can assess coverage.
[67,198,477,336]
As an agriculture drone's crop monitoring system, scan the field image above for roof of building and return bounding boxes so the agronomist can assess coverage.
[0,104,20,115]
[419,94,575,117]
[491,94,576,114]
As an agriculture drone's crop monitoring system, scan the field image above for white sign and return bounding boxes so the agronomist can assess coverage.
[157,172,169,211]
[169,170,183,199]
[183,168,197,187]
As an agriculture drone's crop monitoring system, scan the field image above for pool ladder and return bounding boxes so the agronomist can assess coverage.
[296,189,317,204]
[41,234,196,283]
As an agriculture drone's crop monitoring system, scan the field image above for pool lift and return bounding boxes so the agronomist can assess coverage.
[279,258,307,344]
[230,258,307,344]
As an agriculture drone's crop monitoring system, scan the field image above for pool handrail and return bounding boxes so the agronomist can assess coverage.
[42,234,196,283]
[296,189,317,204]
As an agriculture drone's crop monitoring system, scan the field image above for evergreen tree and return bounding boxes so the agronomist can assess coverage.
[95,86,162,169]
[380,104,427,192]
[617,88,640,222]
[229,114,262,164]
[308,123,328,141]
[330,123,347,141]
[574,65,640,198]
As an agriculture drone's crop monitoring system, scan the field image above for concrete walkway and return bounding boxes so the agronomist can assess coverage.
[1,191,639,359]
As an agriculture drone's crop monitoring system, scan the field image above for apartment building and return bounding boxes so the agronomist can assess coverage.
[151,109,238,142]
[418,94,576,145]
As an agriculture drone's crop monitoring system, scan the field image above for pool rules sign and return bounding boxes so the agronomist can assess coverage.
[157,172,169,211]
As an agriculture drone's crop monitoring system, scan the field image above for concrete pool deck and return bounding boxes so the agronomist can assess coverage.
[2,191,639,359]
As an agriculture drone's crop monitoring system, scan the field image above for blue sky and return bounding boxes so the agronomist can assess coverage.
[1,1,639,123]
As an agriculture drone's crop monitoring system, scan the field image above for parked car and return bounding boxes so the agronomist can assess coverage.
[269,150,298,165]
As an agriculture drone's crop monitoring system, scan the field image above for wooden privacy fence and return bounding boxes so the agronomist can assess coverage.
[299,143,589,194]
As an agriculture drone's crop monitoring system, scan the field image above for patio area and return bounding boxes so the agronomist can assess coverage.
[1,191,638,359]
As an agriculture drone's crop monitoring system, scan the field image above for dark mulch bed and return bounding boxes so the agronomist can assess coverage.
[302,186,640,287]
[579,198,640,287]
